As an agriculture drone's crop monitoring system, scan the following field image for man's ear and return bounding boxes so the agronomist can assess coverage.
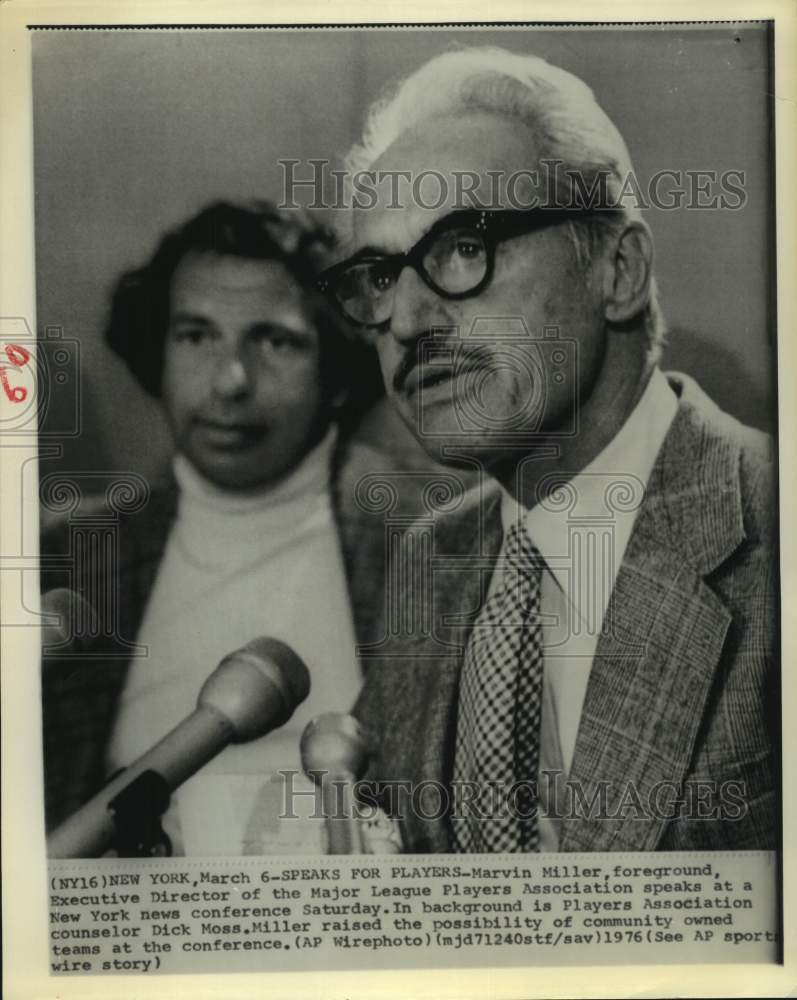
[602,221,654,325]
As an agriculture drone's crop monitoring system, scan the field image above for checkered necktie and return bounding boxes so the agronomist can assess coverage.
[452,522,545,853]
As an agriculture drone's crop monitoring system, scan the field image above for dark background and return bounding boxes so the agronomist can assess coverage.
[32,24,776,475]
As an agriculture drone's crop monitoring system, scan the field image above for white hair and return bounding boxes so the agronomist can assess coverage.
[346,45,665,353]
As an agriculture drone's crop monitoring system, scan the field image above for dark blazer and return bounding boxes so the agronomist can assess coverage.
[354,374,779,852]
[41,438,405,829]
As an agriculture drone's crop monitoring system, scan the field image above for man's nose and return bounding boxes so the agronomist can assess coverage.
[211,353,251,399]
[389,266,439,344]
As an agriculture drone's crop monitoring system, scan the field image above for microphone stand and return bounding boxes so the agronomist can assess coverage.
[318,767,365,855]
[300,713,369,855]
[106,770,173,857]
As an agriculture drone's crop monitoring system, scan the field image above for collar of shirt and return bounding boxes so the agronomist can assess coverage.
[500,367,678,627]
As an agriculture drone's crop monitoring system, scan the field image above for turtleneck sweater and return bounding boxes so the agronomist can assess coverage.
[106,428,360,854]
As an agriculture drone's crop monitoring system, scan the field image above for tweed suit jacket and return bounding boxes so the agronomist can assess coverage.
[353,373,778,852]
[41,437,402,829]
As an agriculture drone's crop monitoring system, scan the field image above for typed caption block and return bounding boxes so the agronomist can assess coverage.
[47,851,778,974]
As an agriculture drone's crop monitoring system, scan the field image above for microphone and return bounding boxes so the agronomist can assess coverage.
[300,713,368,854]
[47,637,310,858]
[40,588,98,654]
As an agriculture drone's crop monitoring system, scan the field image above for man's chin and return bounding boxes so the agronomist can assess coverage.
[396,398,525,462]
[187,450,275,492]
[397,415,561,478]
[398,415,508,469]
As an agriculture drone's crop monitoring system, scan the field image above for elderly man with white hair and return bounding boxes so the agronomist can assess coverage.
[319,46,777,853]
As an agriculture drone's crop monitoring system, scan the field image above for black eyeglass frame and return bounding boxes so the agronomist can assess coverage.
[318,207,612,332]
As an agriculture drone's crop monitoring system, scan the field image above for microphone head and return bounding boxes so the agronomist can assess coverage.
[40,588,98,653]
[300,712,368,780]
[199,637,311,741]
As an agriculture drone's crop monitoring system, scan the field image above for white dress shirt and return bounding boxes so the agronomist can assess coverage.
[493,368,678,849]
[107,428,361,855]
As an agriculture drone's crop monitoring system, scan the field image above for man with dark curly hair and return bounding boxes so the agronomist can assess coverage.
[41,201,404,855]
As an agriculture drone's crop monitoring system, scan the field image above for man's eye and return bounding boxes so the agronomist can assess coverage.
[369,266,395,294]
[174,327,210,345]
[264,333,288,349]
[253,328,297,352]
[455,238,484,259]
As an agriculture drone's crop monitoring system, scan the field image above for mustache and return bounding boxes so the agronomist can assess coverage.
[392,340,497,394]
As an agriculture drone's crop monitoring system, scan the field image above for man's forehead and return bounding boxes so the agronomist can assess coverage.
[169,252,313,330]
[350,111,542,251]
[172,252,299,299]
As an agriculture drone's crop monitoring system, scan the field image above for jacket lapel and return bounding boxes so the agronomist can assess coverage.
[560,375,747,851]
[330,439,393,655]
[91,475,178,753]
[559,551,733,851]
[44,474,178,826]
[124,475,178,632]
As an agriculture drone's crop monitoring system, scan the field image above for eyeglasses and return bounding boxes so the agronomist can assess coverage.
[318,207,603,332]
